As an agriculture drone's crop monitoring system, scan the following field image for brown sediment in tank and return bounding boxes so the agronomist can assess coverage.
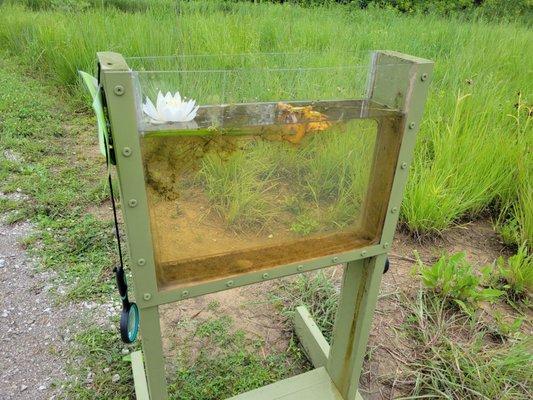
[157,228,374,289]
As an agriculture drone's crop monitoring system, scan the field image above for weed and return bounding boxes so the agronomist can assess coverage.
[274,271,339,341]
[495,243,533,301]
[290,213,319,236]
[418,252,503,313]
[401,291,533,400]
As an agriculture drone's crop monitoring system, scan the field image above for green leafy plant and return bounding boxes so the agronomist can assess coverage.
[496,243,533,300]
[419,252,503,312]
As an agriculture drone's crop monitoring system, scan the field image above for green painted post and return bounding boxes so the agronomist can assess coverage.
[326,51,433,399]
[97,52,169,400]
[326,255,386,399]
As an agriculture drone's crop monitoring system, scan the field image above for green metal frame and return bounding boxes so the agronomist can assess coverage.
[95,50,433,400]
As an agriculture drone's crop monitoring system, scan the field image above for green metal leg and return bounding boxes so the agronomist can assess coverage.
[131,351,150,399]
[294,306,330,368]
[326,255,387,400]
[139,306,169,400]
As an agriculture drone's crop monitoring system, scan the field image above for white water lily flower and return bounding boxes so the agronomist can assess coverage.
[143,91,199,123]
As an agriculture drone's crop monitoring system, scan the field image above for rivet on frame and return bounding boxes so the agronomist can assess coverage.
[297,265,304,272]
[408,122,416,129]
[137,258,146,266]
[361,250,367,257]
[143,293,152,301]
[262,273,269,280]
[226,280,234,287]
[128,199,138,208]
[122,147,132,157]
[383,243,390,249]
[391,207,398,214]
[181,290,189,297]
[332,256,339,263]
[114,85,125,96]
[421,73,428,81]
[401,162,408,169]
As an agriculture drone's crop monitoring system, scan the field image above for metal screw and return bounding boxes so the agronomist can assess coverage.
[332,256,339,263]
[128,199,138,207]
[421,73,428,81]
[113,85,125,96]
[401,162,408,169]
[226,280,234,287]
[297,265,304,272]
[391,207,398,214]
[182,290,189,297]
[137,258,146,266]
[122,147,132,157]
[361,250,367,257]
[262,273,269,279]
[408,122,416,129]
[143,293,151,301]
[383,243,390,249]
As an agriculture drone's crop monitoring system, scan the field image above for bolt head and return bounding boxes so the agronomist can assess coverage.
[128,199,138,207]
[401,162,408,169]
[297,265,304,272]
[408,122,416,129]
[383,243,390,249]
[143,293,151,301]
[226,280,234,287]
[182,290,189,297]
[361,250,367,257]
[421,73,428,81]
[122,147,132,157]
[113,85,125,96]
[262,273,269,279]
[332,256,339,263]
[137,258,146,266]
[391,207,398,214]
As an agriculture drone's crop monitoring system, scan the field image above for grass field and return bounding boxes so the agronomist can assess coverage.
[0,0,531,243]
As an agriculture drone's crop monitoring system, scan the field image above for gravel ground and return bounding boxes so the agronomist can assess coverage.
[0,214,75,399]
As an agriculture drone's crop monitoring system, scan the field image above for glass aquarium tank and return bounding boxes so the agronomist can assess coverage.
[124,52,409,290]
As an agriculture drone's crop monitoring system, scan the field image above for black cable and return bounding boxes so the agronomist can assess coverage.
[108,173,125,271]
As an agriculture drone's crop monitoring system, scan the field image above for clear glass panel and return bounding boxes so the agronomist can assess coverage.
[128,53,405,288]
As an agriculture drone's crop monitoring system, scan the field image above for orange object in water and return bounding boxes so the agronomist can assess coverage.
[276,102,331,144]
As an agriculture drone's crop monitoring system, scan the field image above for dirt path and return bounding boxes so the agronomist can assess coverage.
[0,213,74,399]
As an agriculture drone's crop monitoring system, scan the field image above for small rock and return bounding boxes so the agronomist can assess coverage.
[20,385,28,392]
[121,348,129,355]
[38,384,46,390]
[0,259,6,268]
[103,367,110,373]
[268,234,274,239]
[112,374,120,383]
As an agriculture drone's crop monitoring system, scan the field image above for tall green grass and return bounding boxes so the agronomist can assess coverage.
[0,0,531,240]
